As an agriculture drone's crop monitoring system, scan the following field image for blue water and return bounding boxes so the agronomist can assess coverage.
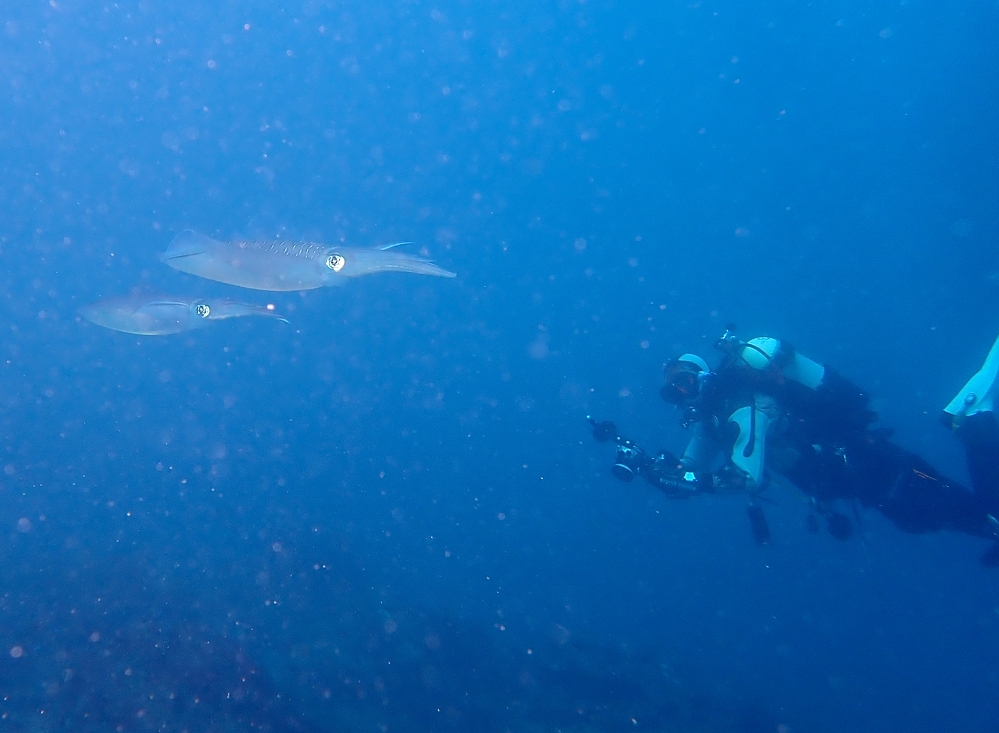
[1,1,997,731]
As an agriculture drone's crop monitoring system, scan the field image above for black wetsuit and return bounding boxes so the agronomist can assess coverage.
[703,357,996,541]
[953,412,999,516]
[817,434,991,538]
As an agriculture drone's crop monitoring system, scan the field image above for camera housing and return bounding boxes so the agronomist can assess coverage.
[612,443,646,482]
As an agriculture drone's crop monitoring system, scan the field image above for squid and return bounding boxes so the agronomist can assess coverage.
[78,295,288,335]
[159,230,456,292]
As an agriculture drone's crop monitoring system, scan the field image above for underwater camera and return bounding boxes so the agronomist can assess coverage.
[588,416,648,482]
[612,441,648,482]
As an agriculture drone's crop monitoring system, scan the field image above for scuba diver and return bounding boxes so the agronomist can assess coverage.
[589,328,999,565]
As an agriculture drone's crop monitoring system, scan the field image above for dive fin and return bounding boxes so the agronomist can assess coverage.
[944,333,999,421]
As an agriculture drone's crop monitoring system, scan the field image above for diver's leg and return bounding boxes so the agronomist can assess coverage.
[878,464,994,538]
[959,415,999,566]
[877,450,999,566]
[844,437,994,538]
[956,412,999,515]
[943,333,999,513]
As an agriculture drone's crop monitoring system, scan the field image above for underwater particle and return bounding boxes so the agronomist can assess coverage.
[89,632,100,642]
[16,517,31,532]
[735,227,749,237]
[879,27,893,38]
[528,335,549,360]
[9,646,23,658]
[161,130,181,151]
[552,623,571,644]
[118,159,140,177]
[573,237,587,252]
[951,219,974,237]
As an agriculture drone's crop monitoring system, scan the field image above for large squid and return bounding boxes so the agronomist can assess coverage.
[159,230,456,291]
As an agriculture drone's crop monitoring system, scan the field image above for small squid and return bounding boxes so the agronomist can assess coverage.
[79,295,288,335]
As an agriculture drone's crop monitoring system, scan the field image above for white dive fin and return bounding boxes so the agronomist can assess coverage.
[945,334,999,418]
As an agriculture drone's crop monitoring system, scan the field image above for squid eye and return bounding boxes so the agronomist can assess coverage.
[325,253,345,272]
[195,303,211,318]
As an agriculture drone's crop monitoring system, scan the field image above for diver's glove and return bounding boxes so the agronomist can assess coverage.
[708,464,748,493]
[618,444,702,498]
[646,454,703,498]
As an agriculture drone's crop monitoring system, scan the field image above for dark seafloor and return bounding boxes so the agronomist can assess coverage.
[0,1,997,732]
